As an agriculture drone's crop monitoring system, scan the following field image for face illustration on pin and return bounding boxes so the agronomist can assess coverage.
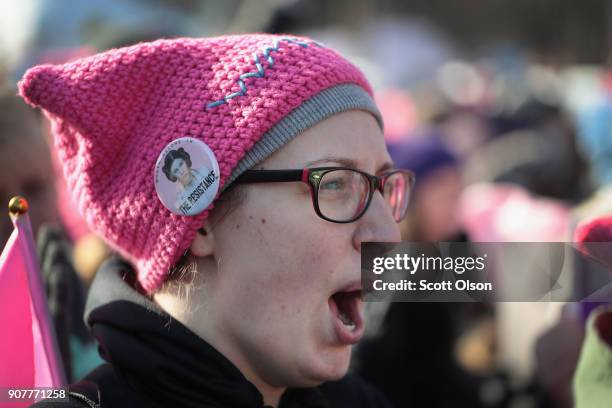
[155,137,220,216]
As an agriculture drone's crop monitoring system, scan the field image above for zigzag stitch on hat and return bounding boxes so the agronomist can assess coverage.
[206,37,324,109]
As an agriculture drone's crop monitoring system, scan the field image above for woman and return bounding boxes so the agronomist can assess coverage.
[20,34,414,407]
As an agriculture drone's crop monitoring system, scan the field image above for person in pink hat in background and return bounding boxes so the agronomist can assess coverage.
[20,34,414,407]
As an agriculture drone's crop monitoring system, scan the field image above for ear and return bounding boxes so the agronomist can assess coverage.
[189,224,215,257]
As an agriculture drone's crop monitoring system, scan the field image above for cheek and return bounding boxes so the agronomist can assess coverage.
[219,212,343,311]
[212,194,355,335]
[213,211,355,383]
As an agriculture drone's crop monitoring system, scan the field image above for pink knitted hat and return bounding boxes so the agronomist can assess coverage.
[18,34,381,293]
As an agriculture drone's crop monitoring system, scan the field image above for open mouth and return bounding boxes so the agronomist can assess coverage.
[328,286,365,344]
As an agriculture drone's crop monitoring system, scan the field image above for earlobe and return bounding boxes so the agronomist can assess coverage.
[190,225,214,257]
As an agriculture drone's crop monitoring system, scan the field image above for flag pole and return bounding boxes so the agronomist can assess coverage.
[8,196,67,386]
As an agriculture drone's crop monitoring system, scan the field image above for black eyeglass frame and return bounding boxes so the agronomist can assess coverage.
[233,166,416,223]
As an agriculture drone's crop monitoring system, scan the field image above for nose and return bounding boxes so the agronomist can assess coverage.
[352,191,401,251]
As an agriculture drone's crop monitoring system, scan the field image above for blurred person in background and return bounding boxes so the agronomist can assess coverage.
[356,133,503,408]
[463,98,589,204]
[387,133,464,243]
[0,85,102,382]
[0,87,58,245]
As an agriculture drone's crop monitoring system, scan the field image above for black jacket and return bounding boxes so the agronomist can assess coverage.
[32,257,391,408]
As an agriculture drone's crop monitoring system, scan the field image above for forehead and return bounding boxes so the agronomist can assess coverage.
[261,110,389,170]
[171,157,184,167]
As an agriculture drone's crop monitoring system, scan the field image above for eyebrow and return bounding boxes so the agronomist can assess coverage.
[304,156,394,173]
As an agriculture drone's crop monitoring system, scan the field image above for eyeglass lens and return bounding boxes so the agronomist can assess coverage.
[317,169,411,222]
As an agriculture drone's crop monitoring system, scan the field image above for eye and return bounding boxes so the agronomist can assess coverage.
[320,177,346,191]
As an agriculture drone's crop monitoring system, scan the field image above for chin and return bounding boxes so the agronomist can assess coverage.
[301,347,352,385]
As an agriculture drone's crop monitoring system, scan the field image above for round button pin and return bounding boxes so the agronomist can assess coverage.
[154,137,221,216]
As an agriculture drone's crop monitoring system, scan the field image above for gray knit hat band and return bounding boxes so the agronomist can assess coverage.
[223,83,382,190]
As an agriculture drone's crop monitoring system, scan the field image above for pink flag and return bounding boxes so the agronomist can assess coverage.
[0,206,65,406]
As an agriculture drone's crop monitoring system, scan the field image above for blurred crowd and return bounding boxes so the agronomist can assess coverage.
[2,1,612,407]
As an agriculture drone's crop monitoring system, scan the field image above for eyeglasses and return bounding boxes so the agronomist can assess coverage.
[233,167,415,223]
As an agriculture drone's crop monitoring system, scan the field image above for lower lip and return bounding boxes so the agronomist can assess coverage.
[328,297,365,345]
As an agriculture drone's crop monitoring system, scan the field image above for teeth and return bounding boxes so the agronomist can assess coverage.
[339,311,356,329]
